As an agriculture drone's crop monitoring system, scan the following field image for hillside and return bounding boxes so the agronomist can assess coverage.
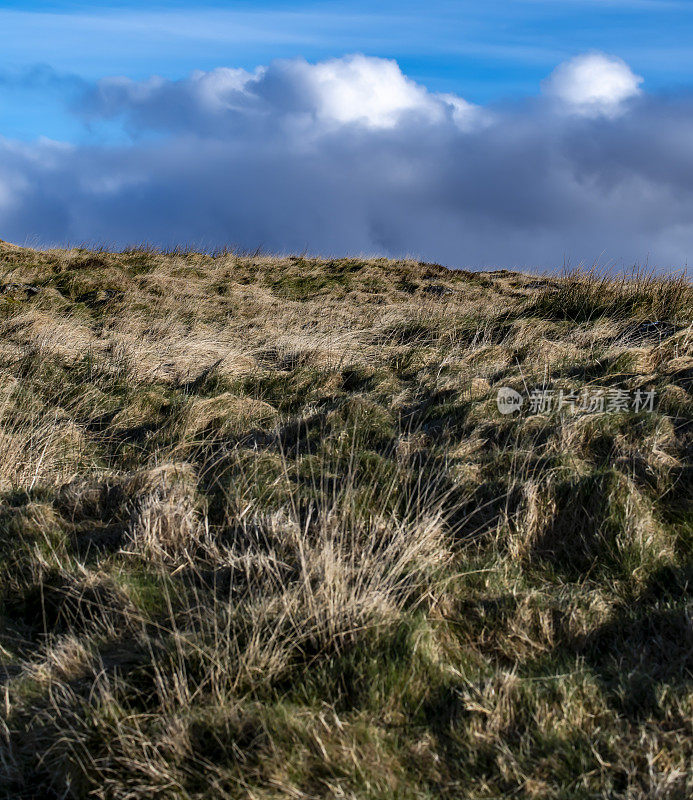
[0,241,691,799]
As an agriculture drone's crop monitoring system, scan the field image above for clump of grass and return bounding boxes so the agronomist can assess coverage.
[527,264,692,322]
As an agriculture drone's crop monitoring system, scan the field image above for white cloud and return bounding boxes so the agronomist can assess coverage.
[79,54,481,133]
[542,52,643,117]
[283,55,489,130]
[293,55,433,127]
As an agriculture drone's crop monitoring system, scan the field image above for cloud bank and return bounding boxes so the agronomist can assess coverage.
[1,52,692,269]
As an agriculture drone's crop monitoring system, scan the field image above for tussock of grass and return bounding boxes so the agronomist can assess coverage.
[0,242,691,799]
[527,264,692,323]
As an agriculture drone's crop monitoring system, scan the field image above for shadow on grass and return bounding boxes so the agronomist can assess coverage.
[577,564,693,719]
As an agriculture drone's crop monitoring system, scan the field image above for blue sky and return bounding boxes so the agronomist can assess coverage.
[4,0,693,141]
[3,1,693,268]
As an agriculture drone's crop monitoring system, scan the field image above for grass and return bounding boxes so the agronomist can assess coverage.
[0,240,691,798]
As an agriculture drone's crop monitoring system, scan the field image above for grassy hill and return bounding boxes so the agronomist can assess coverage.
[0,241,691,799]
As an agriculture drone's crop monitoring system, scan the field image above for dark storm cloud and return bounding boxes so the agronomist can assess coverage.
[1,52,693,269]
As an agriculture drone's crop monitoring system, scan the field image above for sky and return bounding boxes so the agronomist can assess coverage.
[2,1,693,269]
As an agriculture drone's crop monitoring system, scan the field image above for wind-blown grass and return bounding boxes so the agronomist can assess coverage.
[0,241,691,799]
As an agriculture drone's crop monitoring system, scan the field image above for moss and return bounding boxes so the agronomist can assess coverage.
[266,270,352,300]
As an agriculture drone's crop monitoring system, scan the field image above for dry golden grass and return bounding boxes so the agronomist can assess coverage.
[0,241,691,799]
